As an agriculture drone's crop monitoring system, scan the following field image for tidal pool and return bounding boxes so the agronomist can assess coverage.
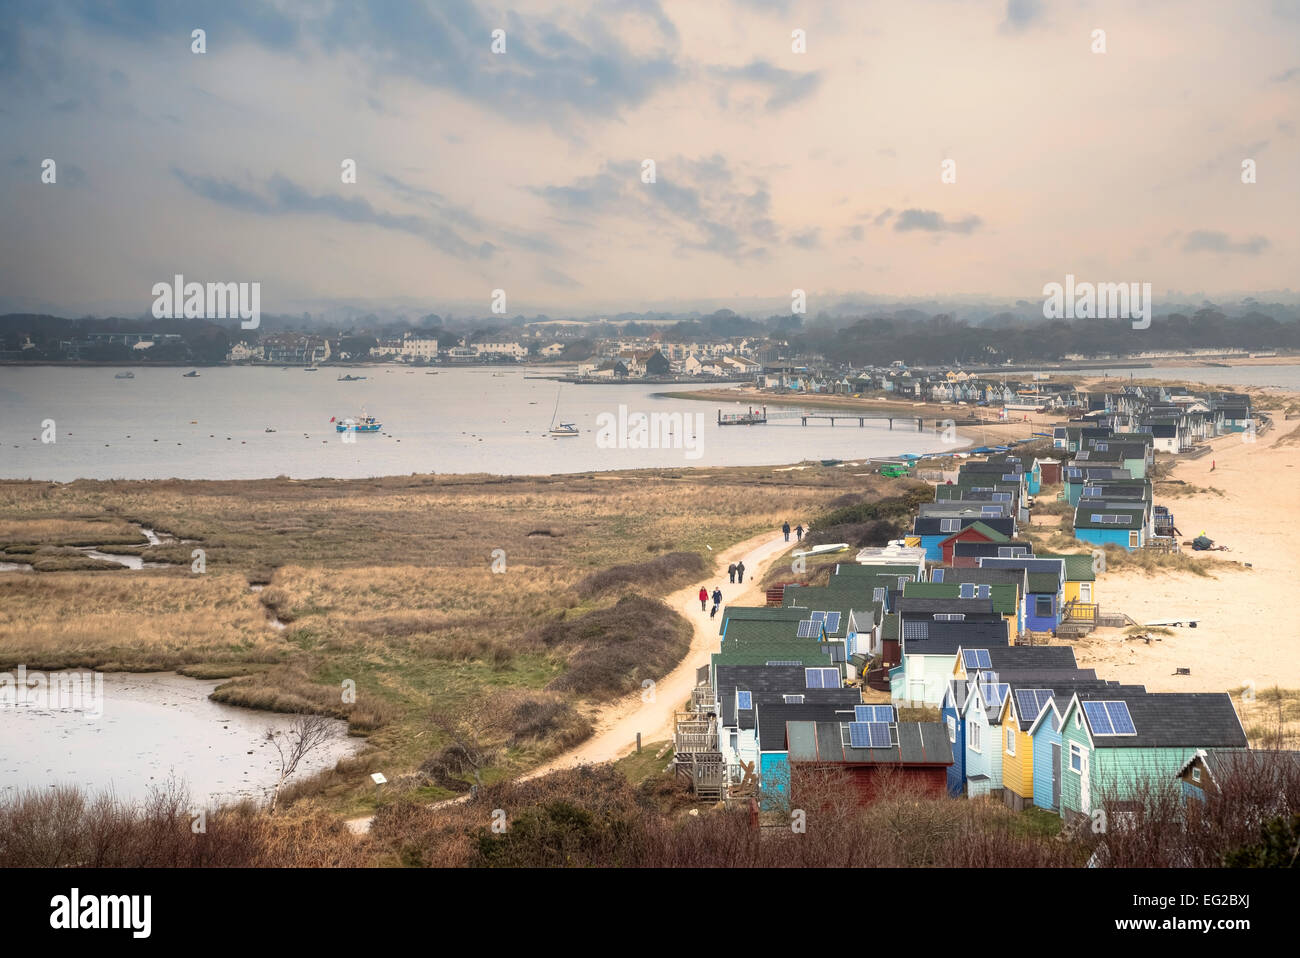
[0,670,361,808]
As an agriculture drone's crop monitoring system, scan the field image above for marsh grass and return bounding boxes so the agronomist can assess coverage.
[0,467,868,814]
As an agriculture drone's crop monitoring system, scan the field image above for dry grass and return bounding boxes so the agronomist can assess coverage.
[0,466,871,815]
[0,517,145,548]
[0,573,279,670]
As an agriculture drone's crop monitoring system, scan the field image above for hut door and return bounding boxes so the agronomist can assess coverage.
[1051,743,1061,809]
[1080,752,1091,814]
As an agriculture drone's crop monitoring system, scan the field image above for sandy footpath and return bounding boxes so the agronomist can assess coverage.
[523,530,794,778]
[1073,418,1300,693]
[346,529,797,832]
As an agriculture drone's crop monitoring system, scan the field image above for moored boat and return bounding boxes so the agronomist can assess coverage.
[332,414,381,433]
[114,371,135,379]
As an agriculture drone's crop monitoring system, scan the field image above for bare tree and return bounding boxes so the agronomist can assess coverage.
[423,704,504,792]
[265,714,335,815]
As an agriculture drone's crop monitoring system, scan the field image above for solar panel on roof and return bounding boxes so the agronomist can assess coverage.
[866,722,892,747]
[981,683,1009,705]
[847,722,872,748]
[796,619,819,638]
[736,690,752,710]
[1104,700,1136,735]
[810,611,827,623]
[962,649,992,670]
[823,611,841,633]
[805,668,824,689]
[766,660,801,666]
[1083,700,1114,734]
[1015,689,1053,721]
[903,621,929,640]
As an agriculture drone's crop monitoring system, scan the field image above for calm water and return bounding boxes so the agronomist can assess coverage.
[0,366,956,480]
[1043,363,1300,391]
[0,671,360,807]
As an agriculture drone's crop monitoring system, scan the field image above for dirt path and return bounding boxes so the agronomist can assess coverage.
[523,530,792,778]
[346,528,796,834]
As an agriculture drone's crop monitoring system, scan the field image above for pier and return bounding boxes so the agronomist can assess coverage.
[762,411,988,430]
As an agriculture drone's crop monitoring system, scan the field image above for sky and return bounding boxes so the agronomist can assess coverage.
[1,0,1298,319]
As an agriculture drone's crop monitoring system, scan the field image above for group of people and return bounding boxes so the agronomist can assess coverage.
[698,521,806,621]
[699,584,724,618]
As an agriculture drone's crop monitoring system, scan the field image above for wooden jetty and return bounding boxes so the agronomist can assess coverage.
[762,411,988,430]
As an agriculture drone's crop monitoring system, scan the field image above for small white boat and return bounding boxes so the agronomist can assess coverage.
[791,543,850,558]
[547,386,578,436]
[114,371,134,379]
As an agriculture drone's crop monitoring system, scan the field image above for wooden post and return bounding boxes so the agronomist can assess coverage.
[636,732,642,754]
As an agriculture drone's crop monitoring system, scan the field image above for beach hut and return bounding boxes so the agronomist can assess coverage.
[1055,691,1247,822]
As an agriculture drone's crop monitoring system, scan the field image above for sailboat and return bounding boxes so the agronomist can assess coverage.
[548,387,578,437]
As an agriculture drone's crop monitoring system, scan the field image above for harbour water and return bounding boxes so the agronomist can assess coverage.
[0,366,957,480]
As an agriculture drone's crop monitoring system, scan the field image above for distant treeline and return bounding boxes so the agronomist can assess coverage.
[789,310,1300,366]
[4,307,1298,366]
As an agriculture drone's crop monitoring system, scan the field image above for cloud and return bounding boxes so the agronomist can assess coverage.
[708,59,823,111]
[790,229,821,249]
[539,266,582,288]
[1000,0,1044,33]
[1182,231,1270,255]
[533,155,809,261]
[3,1,683,124]
[893,209,982,234]
[174,169,492,259]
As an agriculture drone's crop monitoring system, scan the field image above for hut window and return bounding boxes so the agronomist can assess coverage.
[1191,767,1201,783]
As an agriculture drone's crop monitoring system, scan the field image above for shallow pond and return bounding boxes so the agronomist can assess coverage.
[0,670,361,808]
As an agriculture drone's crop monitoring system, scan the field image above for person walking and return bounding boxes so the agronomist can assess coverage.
[728,562,737,584]
[782,521,791,542]
[795,524,804,541]
[699,586,708,611]
[711,586,722,615]
[736,560,745,583]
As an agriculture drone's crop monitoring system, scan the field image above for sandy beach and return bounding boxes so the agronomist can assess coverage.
[1073,417,1300,694]
[679,378,1300,696]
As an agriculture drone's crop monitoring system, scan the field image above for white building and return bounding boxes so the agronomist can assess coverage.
[475,341,528,360]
